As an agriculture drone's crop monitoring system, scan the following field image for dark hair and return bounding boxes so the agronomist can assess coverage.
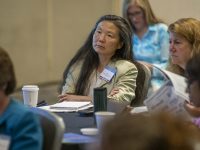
[0,47,16,95]
[186,54,200,87]
[60,15,134,94]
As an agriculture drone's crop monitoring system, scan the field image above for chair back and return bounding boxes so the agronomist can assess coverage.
[31,107,65,150]
[131,61,151,107]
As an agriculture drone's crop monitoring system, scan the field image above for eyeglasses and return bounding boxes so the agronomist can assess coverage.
[127,11,143,18]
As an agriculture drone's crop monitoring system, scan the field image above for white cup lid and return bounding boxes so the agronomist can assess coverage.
[22,85,39,91]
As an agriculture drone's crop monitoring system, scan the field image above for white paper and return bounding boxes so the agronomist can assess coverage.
[161,69,189,100]
[144,68,190,118]
[39,106,74,112]
[39,102,93,112]
[130,106,148,114]
[50,101,91,109]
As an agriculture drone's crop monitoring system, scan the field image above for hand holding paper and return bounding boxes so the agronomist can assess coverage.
[144,68,190,118]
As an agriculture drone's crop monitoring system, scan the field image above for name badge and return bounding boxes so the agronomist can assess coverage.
[0,135,11,150]
[99,66,116,82]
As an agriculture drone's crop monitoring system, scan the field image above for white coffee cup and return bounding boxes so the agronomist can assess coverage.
[22,85,39,107]
[95,111,116,130]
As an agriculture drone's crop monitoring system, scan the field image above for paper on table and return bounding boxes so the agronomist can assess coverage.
[50,101,92,110]
[39,105,74,112]
[39,101,93,112]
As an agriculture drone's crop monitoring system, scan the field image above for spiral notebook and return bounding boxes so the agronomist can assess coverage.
[49,101,92,111]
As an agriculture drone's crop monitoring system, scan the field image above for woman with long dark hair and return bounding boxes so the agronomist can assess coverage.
[59,15,138,103]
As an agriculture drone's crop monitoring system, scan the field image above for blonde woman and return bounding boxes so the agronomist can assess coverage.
[167,18,200,76]
[167,18,200,128]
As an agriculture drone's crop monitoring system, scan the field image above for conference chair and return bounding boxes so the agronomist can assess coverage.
[131,61,151,107]
[31,107,65,150]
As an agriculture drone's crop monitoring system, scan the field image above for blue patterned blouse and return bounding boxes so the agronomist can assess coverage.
[133,23,169,69]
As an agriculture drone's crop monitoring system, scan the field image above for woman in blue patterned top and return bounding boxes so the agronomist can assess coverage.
[123,0,169,68]
[123,0,170,93]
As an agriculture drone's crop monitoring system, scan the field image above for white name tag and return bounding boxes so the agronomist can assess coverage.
[100,66,116,82]
[0,135,11,150]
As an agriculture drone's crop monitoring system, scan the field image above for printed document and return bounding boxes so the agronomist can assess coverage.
[144,68,190,118]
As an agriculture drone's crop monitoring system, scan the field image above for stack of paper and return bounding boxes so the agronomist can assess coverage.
[40,101,93,112]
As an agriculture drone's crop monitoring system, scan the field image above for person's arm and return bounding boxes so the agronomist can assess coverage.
[11,111,43,150]
[61,70,76,95]
[58,94,92,102]
[107,62,138,102]
[184,100,200,118]
[59,64,92,101]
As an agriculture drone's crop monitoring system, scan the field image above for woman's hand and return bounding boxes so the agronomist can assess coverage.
[184,100,200,117]
[58,94,92,102]
[58,94,79,102]
[121,105,134,114]
[109,88,119,96]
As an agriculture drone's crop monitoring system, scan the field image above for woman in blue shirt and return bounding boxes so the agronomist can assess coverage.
[123,0,169,68]
[0,47,43,150]
[123,0,170,93]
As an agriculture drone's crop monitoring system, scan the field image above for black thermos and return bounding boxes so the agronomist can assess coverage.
[93,87,107,112]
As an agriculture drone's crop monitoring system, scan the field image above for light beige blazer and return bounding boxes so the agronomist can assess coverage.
[62,59,138,102]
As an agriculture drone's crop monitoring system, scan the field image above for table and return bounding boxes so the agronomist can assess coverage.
[56,101,128,150]
[56,112,96,150]
[57,112,95,133]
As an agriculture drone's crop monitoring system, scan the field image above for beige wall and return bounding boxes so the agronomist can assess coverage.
[0,0,118,87]
[149,0,200,24]
[0,0,199,88]
[120,0,200,24]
